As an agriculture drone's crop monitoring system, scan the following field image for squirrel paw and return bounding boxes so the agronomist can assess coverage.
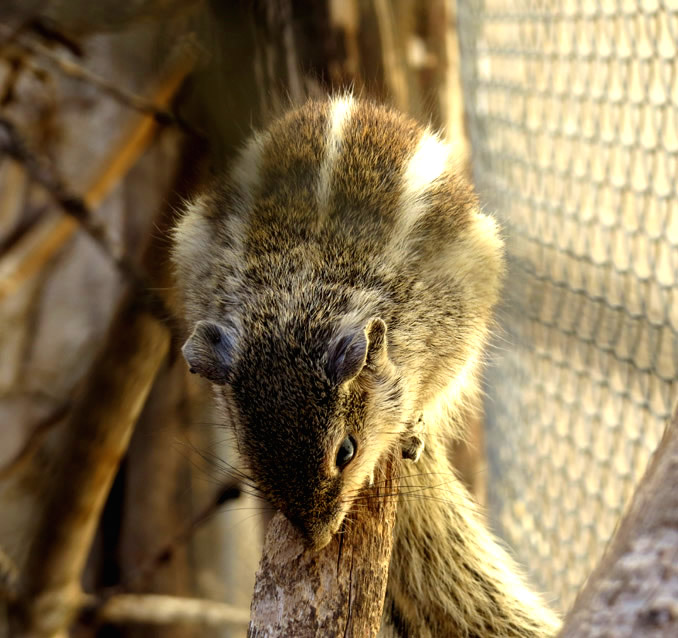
[401,434,424,462]
[401,415,425,462]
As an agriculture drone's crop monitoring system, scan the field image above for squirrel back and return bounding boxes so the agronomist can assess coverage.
[174,96,503,426]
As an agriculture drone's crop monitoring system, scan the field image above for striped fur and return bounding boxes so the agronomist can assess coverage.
[316,94,355,212]
[172,98,560,637]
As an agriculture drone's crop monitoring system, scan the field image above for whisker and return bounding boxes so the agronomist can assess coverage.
[344,471,461,493]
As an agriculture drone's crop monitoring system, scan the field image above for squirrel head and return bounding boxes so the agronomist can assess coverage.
[183,310,403,549]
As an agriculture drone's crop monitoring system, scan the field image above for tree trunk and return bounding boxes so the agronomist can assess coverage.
[560,406,678,637]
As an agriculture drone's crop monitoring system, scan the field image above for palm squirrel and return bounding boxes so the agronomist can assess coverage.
[172,96,561,637]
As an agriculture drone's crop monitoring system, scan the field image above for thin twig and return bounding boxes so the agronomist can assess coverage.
[82,593,250,628]
[0,545,19,602]
[0,51,194,315]
[0,24,195,132]
[119,481,242,592]
[0,401,70,480]
[26,17,84,57]
[0,116,170,322]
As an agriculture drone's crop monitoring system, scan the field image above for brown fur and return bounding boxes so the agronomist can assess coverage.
[172,97,560,636]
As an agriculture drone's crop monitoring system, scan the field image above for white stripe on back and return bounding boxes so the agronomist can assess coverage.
[390,130,450,250]
[317,94,355,214]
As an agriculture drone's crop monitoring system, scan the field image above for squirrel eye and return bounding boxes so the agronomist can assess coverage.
[335,435,356,469]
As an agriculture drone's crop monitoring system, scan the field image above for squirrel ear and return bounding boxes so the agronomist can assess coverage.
[182,320,237,385]
[327,317,387,384]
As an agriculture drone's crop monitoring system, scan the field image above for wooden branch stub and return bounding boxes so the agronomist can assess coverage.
[560,405,678,637]
[249,454,400,638]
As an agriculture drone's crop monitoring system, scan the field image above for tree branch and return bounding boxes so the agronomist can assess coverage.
[8,294,171,637]
[0,51,194,306]
[560,405,678,637]
[84,593,250,628]
[0,24,195,132]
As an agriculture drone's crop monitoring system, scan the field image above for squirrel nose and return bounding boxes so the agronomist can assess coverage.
[294,519,332,550]
[291,515,335,551]
[308,529,333,551]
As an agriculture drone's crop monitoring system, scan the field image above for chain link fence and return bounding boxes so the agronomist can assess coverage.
[457,0,678,610]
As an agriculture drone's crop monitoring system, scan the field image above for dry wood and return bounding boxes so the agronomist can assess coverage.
[0,25,186,127]
[89,593,250,628]
[560,405,678,637]
[249,453,399,638]
[0,401,70,480]
[9,295,171,638]
[0,54,194,638]
[0,51,193,304]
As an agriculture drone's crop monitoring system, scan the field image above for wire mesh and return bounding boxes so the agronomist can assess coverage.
[457,0,678,610]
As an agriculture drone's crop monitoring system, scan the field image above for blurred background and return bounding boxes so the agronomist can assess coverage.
[0,0,676,636]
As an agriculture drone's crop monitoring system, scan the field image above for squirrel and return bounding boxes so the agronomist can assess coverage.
[171,96,561,637]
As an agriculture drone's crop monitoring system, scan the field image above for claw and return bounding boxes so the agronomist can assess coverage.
[401,414,425,462]
[401,434,424,462]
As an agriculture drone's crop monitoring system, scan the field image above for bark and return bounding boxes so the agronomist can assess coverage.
[560,406,678,637]
[248,454,399,638]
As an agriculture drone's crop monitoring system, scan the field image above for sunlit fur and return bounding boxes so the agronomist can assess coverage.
[316,94,355,213]
[172,97,560,636]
